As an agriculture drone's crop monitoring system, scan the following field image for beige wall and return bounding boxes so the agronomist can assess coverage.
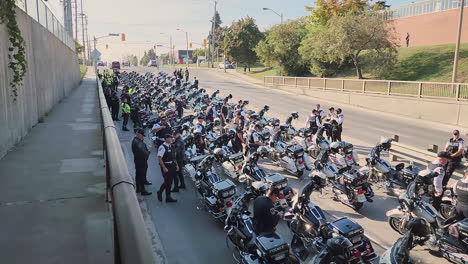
[391,7,468,47]
[0,8,81,159]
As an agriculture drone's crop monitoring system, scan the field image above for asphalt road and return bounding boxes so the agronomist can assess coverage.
[114,66,458,264]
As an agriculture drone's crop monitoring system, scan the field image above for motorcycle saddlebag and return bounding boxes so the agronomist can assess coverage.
[255,232,289,263]
[329,217,364,245]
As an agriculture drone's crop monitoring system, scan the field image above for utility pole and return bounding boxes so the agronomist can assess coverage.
[210,0,217,68]
[80,0,86,64]
[452,0,465,84]
[74,0,78,40]
[85,15,91,65]
[185,31,189,68]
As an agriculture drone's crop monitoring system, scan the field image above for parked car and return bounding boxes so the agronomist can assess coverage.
[122,62,130,67]
[218,62,234,69]
[148,59,158,67]
[111,61,121,70]
[97,62,105,67]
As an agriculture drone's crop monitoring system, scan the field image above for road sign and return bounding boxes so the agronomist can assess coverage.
[108,33,120,36]
[90,49,102,59]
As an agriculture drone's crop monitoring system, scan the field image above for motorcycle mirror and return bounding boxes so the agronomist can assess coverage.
[238,175,248,184]
[283,213,294,222]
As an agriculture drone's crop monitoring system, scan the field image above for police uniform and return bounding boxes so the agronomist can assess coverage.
[445,137,465,186]
[172,135,186,190]
[454,177,468,218]
[248,130,261,154]
[195,121,206,152]
[152,122,172,147]
[157,141,177,202]
[253,196,280,234]
[333,113,344,142]
[121,102,131,131]
[305,114,321,134]
[428,160,446,210]
[132,134,150,194]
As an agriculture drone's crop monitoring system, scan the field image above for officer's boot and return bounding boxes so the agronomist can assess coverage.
[166,191,177,203]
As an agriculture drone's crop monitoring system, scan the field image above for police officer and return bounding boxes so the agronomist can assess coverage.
[248,124,263,154]
[152,114,172,147]
[429,151,451,210]
[444,130,465,186]
[453,170,468,219]
[315,104,326,122]
[193,77,199,88]
[206,103,218,123]
[110,91,120,121]
[156,134,178,203]
[132,129,152,196]
[195,115,206,152]
[220,100,229,133]
[185,68,190,82]
[304,109,321,134]
[121,98,131,131]
[175,97,185,118]
[253,188,281,234]
[172,130,186,191]
[334,108,344,142]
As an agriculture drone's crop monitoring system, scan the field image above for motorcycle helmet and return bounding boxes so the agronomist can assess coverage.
[329,142,341,154]
[270,118,280,127]
[291,112,299,119]
[406,217,429,237]
[249,113,260,121]
[379,138,393,151]
[227,128,236,138]
[326,235,353,260]
[263,105,270,112]
[257,146,269,157]
[243,99,249,105]
[213,148,226,159]
[213,118,221,127]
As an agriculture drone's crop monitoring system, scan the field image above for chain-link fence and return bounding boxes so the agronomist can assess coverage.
[381,0,462,20]
[264,76,468,101]
[15,0,75,51]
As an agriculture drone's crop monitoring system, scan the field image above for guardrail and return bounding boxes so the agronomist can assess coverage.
[96,77,155,264]
[16,0,75,50]
[387,135,467,179]
[264,76,468,101]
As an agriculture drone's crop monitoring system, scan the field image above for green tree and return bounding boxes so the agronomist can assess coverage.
[224,17,263,71]
[74,39,84,54]
[193,48,207,58]
[306,0,389,26]
[255,19,309,76]
[147,49,157,60]
[301,12,397,79]
[140,51,149,66]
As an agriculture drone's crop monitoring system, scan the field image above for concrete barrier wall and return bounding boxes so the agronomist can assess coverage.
[0,8,80,159]
[270,85,468,127]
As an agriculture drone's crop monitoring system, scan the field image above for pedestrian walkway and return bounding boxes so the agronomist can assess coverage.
[0,72,114,264]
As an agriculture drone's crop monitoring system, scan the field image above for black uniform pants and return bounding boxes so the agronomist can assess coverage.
[333,126,342,142]
[111,103,119,120]
[135,164,148,193]
[122,113,129,128]
[159,163,176,198]
[443,160,460,187]
[173,159,185,188]
[177,108,183,118]
[145,103,152,112]
[456,203,468,219]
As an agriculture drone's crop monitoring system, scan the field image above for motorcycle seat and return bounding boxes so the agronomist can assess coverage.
[190,155,207,164]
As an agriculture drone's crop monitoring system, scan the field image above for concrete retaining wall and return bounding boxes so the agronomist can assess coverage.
[273,85,468,127]
[0,8,80,159]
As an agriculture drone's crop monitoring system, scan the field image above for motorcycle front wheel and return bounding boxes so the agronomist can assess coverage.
[388,216,407,235]
[352,201,364,211]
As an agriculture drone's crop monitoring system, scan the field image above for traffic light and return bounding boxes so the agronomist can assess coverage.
[203,39,207,47]
[190,42,192,48]
[121,33,126,41]
[106,44,108,49]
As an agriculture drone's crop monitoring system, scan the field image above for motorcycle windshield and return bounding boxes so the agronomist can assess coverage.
[389,232,413,264]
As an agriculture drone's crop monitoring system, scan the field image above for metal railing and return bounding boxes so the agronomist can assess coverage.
[15,0,75,50]
[96,78,155,264]
[381,0,462,20]
[264,76,468,101]
[387,135,466,179]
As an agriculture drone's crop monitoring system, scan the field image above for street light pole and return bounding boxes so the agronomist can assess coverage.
[262,7,283,24]
[452,0,465,84]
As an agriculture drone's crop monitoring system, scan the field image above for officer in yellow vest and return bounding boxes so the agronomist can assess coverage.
[121,98,131,131]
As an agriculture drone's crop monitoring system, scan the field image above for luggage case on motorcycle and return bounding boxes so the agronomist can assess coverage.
[286,144,305,159]
[212,179,236,199]
[255,233,290,263]
[329,218,364,245]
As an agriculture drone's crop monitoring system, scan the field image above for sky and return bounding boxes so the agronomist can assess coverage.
[43,0,413,62]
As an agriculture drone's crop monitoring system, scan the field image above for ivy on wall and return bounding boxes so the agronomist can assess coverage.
[0,0,27,101]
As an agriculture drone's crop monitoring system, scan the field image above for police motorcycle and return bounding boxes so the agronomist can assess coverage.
[210,129,245,180]
[292,128,314,154]
[186,154,238,221]
[285,112,300,140]
[269,124,311,178]
[284,177,378,263]
[239,147,294,211]
[313,149,374,211]
[386,170,457,235]
[366,138,419,197]
[382,217,468,264]
[308,124,331,160]
[224,192,299,264]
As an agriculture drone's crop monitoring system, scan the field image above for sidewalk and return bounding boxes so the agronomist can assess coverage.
[0,72,114,264]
